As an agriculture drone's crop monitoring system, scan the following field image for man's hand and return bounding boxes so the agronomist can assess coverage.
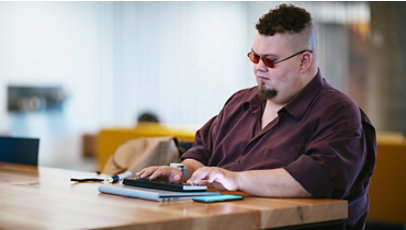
[136,166,184,182]
[187,167,239,191]
[136,159,205,182]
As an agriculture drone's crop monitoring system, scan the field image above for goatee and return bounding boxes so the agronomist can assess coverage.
[258,82,277,100]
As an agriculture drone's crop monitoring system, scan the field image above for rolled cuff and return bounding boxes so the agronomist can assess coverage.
[284,155,334,198]
[180,147,208,165]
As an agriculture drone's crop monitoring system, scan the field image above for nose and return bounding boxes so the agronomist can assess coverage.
[254,58,268,72]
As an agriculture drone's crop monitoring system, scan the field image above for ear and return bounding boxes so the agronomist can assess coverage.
[299,52,312,73]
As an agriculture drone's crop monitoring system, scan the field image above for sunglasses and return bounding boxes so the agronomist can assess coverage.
[247,49,313,68]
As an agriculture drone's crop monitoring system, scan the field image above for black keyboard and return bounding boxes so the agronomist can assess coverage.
[123,178,207,192]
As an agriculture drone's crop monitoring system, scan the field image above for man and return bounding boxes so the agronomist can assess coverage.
[137,4,376,230]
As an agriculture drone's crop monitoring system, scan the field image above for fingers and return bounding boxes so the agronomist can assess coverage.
[168,173,182,182]
[187,167,223,185]
[187,167,238,191]
[148,167,173,180]
[187,167,208,184]
[136,166,183,182]
[136,166,160,179]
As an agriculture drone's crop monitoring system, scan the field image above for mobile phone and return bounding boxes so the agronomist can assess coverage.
[192,194,243,203]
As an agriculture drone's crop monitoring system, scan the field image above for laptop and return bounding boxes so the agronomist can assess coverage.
[98,184,220,201]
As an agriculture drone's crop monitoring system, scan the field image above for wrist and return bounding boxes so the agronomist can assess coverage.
[170,163,187,180]
[235,171,243,191]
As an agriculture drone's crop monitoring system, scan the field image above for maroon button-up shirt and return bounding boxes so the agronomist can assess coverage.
[181,70,376,229]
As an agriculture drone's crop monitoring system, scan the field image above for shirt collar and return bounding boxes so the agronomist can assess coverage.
[284,69,325,120]
[243,87,264,113]
[243,69,325,120]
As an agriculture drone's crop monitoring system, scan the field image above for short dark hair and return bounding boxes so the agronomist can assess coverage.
[137,112,159,123]
[256,4,312,36]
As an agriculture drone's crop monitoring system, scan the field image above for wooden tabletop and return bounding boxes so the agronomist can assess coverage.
[0,162,347,229]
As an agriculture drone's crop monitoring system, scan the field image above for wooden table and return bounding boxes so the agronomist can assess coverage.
[0,162,347,229]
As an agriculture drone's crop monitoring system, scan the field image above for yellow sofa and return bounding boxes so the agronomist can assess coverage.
[367,132,406,224]
[97,123,197,171]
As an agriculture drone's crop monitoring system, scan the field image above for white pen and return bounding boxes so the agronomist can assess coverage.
[107,171,132,183]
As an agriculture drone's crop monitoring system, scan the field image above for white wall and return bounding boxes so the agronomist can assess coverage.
[0,2,253,167]
[117,2,252,126]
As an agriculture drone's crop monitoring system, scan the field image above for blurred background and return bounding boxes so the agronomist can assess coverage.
[0,0,374,169]
[1,1,405,228]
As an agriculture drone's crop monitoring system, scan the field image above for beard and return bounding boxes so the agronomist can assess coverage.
[258,82,277,100]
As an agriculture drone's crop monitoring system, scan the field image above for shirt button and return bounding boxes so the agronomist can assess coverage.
[236,160,240,166]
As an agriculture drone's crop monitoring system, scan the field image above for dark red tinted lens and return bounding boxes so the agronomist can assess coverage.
[261,57,275,68]
[248,53,259,64]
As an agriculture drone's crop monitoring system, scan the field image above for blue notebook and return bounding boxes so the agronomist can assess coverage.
[98,184,220,201]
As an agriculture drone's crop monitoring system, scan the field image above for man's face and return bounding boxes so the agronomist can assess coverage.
[251,32,307,105]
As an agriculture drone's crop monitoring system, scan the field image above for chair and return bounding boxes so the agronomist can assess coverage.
[367,133,406,225]
[0,136,40,166]
[97,123,196,171]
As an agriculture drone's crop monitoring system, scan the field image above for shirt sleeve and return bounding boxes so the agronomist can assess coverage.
[180,90,246,165]
[284,101,367,198]
[180,92,239,165]
[180,115,219,165]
